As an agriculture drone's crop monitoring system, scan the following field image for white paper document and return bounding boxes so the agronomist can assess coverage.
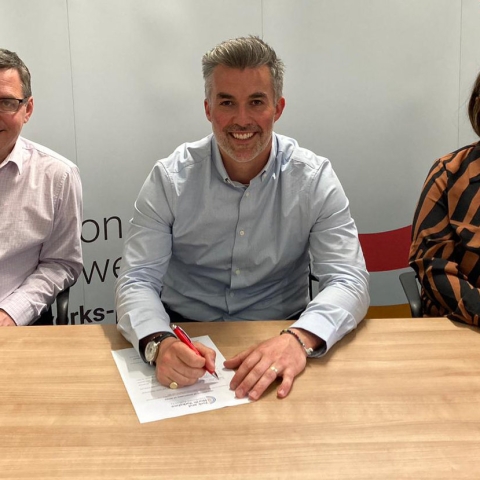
[112,335,250,423]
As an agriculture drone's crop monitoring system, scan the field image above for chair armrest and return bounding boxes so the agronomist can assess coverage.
[56,287,70,325]
[399,272,422,318]
[308,272,318,300]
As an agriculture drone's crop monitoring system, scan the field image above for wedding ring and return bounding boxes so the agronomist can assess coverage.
[270,366,279,374]
[169,381,178,389]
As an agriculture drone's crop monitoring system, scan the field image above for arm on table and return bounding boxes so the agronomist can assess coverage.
[226,159,369,400]
[115,163,216,385]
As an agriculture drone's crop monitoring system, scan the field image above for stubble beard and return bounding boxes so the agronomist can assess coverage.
[216,125,272,164]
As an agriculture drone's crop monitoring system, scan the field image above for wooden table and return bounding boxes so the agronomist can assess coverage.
[1,318,480,479]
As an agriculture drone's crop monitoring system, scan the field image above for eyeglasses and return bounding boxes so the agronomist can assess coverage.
[0,97,29,113]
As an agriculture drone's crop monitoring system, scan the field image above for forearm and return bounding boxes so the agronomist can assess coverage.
[292,275,369,356]
[410,213,479,322]
[115,181,175,350]
[116,275,173,351]
[304,159,370,355]
[0,258,80,325]
[411,256,480,324]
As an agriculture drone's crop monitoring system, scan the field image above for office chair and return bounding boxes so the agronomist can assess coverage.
[399,271,423,318]
[31,287,71,325]
[309,268,319,300]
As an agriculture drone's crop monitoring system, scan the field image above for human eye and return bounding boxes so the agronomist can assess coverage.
[219,100,233,107]
[0,98,17,111]
[251,98,265,106]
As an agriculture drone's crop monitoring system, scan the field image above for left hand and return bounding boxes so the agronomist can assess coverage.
[224,331,309,401]
[0,310,17,327]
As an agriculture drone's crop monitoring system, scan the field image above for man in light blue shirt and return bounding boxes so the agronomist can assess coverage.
[116,36,369,401]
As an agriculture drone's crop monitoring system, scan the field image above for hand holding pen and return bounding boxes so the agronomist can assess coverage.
[172,324,219,379]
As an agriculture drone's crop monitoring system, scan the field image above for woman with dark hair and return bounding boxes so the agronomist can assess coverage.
[409,73,480,324]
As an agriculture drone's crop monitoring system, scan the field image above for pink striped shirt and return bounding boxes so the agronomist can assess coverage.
[0,137,83,325]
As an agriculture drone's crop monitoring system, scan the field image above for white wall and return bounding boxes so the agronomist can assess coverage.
[1,0,479,322]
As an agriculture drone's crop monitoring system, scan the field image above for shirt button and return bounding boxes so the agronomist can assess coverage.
[245,192,250,197]
[239,230,245,236]
[235,269,241,275]
[230,292,235,297]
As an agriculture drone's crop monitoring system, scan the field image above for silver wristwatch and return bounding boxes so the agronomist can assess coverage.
[144,332,176,365]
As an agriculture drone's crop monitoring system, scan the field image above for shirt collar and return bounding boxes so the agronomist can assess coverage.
[0,137,23,174]
[211,133,278,186]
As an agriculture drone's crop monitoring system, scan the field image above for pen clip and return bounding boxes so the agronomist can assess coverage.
[172,323,185,335]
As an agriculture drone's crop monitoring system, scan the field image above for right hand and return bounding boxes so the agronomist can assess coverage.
[155,337,216,388]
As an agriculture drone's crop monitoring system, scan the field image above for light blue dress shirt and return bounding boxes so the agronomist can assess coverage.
[116,133,369,357]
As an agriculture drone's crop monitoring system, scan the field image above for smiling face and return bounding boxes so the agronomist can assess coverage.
[0,68,33,164]
[204,65,285,179]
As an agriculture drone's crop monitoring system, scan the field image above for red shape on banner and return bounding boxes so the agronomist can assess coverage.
[358,225,412,272]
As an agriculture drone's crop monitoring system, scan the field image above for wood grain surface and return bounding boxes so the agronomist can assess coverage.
[1,318,480,479]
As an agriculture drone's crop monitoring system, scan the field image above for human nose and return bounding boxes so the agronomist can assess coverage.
[232,104,251,126]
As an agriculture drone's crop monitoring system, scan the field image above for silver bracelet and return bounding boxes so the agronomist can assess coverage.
[280,328,314,356]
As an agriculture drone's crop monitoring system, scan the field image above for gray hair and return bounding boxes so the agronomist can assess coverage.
[0,48,32,98]
[202,36,285,102]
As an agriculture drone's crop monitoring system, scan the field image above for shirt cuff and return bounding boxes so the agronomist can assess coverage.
[0,292,35,326]
[290,312,339,358]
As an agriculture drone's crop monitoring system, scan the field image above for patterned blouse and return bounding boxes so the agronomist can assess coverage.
[410,141,480,324]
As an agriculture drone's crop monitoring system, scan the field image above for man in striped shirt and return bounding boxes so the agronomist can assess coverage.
[0,49,83,326]
[410,72,480,324]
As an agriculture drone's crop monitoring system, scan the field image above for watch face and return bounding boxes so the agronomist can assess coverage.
[145,341,158,363]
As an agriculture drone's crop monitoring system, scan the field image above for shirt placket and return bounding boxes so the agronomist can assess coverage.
[226,186,254,312]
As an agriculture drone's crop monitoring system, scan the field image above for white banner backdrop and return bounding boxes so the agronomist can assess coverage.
[1,0,479,323]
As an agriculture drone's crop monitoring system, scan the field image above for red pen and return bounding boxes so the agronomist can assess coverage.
[171,324,219,379]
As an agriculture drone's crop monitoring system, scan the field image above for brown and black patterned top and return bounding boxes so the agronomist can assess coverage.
[410,142,480,324]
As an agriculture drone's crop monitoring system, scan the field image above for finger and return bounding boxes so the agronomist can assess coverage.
[229,349,262,391]
[156,360,193,385]
[232,356,274,398]
[224,345,256,370]
[245,365,282,401]
[156,342,207,387]
[195,342,217,374]
[175,343,207,369]
[157,362,205,387]
[276,372,294,399]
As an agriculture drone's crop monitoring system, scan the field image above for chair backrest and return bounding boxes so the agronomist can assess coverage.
[31,287,71,325]
[399,271,423,318]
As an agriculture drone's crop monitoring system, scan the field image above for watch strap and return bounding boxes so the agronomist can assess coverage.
[140,331,176,363]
